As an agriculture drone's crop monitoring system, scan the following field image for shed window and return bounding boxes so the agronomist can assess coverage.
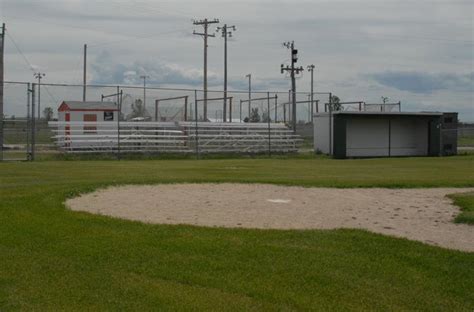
[444,117,453,123]
[104,111,114,121]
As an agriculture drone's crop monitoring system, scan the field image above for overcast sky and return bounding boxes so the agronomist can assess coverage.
[1,0,473,120]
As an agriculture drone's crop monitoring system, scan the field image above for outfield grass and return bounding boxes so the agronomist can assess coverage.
[3,119,53,145]
[459,135,474,147]
[1,156,473,310]
[449,192,474,224]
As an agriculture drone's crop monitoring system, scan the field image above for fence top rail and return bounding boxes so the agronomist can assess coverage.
[364,102,401,106]
[4,80,332,95]
[240,95,278,103]
[195,96,233,102]
[337,101,365,104]
[155,96,189,102]
[281,100,319,105]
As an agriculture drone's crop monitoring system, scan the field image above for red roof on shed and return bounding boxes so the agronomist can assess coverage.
[58,101,118,112]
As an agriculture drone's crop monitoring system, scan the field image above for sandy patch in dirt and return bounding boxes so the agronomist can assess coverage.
[66,184,474,252]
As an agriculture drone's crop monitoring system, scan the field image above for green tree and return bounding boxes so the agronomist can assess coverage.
[43,107,54,121]
[129,99,151,119]
[249,108,261,122]
[330,95,343,111]
[261,110,271,123]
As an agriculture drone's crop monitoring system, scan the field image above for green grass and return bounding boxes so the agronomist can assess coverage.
[1,156,474,310]
[3,119,53,145]
[449,192,474,224]
[459,135,474,147]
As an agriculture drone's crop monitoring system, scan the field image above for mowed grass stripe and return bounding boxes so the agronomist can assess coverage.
[0,156,473,310]
[1,156,473,188]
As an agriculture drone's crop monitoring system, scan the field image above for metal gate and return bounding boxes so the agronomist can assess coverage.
[1,82,34,161]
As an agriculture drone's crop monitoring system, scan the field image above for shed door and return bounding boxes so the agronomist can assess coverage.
[346,118,389,157]
[65,113,71,145]
[83,114,97,134]
[390,118,428,156]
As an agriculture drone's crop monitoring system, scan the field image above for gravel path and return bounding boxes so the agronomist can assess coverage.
[66,184,474,252]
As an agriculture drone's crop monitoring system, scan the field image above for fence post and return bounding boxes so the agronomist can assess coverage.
[267,92,271,157]
[274,94,278,123]
[239,99,242,122]
[26,83,30,160]
[328,92,332,156]
[31,83,36,161]
[184,96,188,121]
[116,87,121,160]
[194,89,199,159]
[229,97,232,123]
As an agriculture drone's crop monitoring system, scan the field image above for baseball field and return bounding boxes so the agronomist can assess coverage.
[1,155,473,310]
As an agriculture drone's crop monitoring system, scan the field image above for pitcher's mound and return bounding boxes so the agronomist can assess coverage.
[66,184,474,251]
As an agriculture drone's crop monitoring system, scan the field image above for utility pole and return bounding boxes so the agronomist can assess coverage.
[0,23,5,161]
[217,24,236,122]
[307,94,311,122]
[245,73,251,118]
[193,18,219,121]
[140,75,150,109]
[281,41,303,132]
[307,64,315,122]
[83,44,87,102]
[34,72,45,121]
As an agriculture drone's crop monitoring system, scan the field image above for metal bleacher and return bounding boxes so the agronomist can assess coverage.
[48,121,302,154]
[181,122,301,153]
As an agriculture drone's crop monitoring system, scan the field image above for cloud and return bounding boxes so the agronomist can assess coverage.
[90,50,290,91]
[370,71,473,94]
[90,50,216,87]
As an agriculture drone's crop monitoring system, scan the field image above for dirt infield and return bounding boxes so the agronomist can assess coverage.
[66,184,474,252]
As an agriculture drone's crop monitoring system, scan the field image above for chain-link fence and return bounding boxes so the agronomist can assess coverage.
[2,81,470,160]
[2,81,331,160]
[457,123,474,153]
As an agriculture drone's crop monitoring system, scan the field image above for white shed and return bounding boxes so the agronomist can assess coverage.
[314,111,457,158]
[57,101,119,149]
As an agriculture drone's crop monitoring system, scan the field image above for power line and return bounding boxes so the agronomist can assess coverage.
[5,31,35,72]
[5,14,188,46]
[7,31,58,106]
[88,28,188,48]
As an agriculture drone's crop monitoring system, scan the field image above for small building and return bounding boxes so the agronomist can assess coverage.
[314,111,457,158]
[57,101,119,150]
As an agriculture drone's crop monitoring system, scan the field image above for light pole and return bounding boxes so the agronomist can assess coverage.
[245,73,251,119]
[281,41,303,132]
[193,18,220,121]
[83,44,87,102]
[33,72,45,121]
[307,64,315,122]
[217,24,236,122]
[140,75,149,110]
